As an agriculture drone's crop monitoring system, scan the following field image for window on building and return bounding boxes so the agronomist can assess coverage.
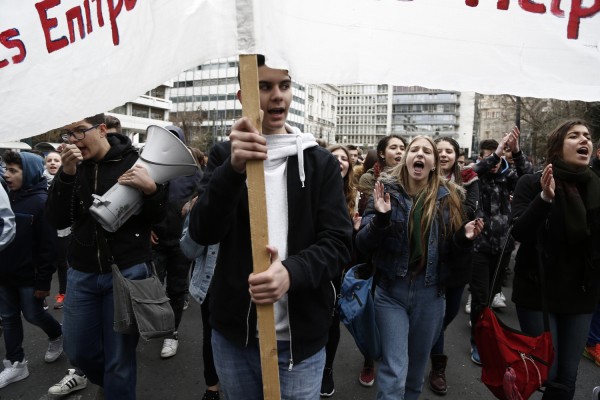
[132,104,149,118]
[109,105,127,114]
[150,107,164,120]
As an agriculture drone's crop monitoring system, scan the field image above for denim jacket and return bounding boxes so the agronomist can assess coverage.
[180,214,218,304]
[356,183,470,286]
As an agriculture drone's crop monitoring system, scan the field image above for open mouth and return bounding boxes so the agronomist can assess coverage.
[268,107,285,115]
[577,147,589,156]
[413,160,424,173]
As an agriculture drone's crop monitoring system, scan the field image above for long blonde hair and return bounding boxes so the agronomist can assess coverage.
[383,136,464,238]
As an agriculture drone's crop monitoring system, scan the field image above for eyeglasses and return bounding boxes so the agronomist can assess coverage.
[61,124,99,142]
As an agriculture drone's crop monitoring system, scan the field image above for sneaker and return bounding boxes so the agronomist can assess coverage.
[0,359,29,389]
[45,335,63,363]
[358,366,375,387]
[48,369,88,395]
[583,343,600,366]
[320,367,335,397]
[471,345,482,366]
[593,386,600,400]
[161,337,179,358]
[202,389,220,400]
[54,293,65,309]
[492,293,507,309]
[43,299,49,311]
[465,294,472,314]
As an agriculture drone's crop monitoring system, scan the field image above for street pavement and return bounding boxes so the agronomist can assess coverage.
[0,275,598,400]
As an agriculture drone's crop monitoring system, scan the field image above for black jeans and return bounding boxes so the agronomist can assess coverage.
[469,251,511,342]
[201,292,219,387]
[153,246,192,330]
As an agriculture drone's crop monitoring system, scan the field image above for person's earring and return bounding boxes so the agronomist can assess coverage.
[432,167,436,171]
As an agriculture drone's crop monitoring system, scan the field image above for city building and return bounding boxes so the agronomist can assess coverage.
[476,94,515,144]
[305,84,338,144]
[107,83,173,145]
[336,84,392,148]
[337,84,476,156]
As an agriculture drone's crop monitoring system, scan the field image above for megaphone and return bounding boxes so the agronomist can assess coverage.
[89,125,199,232]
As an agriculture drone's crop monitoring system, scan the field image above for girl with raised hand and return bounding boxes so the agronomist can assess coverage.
[356,135,483,400]
[511,119,600,400]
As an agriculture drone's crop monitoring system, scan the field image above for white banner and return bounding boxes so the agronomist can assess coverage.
[1,0,599,140]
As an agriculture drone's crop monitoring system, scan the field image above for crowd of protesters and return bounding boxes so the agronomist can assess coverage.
[0,55,599,400]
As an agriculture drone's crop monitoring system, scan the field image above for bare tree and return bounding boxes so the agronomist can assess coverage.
[498,96,599,165]
[169,106,210,151]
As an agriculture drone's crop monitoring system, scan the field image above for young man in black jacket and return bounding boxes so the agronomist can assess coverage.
[0,151,63,389]
[188,55,353,399]
[47,114,167,400]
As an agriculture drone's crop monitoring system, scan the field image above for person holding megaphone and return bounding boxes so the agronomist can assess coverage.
[47,113,167,400]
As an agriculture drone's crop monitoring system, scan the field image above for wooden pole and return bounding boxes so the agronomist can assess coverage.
[238,54,281,400]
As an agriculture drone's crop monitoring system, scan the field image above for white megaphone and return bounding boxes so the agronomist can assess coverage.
[89,125,199,232]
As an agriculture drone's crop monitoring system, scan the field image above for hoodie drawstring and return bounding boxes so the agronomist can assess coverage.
[296,135,306,188]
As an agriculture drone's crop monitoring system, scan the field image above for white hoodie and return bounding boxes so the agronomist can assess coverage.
[261,124,317,341]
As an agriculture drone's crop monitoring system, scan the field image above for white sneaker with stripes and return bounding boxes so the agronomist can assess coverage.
[48,369,88,395]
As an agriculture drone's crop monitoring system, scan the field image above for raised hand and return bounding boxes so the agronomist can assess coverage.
[507,126,521,153]
[541,164,555,201]
[373,181,391,214]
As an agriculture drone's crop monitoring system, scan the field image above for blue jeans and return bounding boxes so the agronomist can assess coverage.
[0,285,62,363]
[63,263,151,400]
[375,274,445,400]
[431,285,465,355]
[212,329,325,399]
[516,306,592,400]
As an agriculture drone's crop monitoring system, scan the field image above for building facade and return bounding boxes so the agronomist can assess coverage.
[336,84,476,155]
[305,84,338,144]
[107,83,173,145]
[336,84,392,148]
[476,94,515,144]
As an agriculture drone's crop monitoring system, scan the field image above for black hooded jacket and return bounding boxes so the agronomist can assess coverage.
[189,141,353,365]
[47,134,167,273]
[0,153,57,290]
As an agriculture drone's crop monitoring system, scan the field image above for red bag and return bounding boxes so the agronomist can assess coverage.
[475,307,554,400]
